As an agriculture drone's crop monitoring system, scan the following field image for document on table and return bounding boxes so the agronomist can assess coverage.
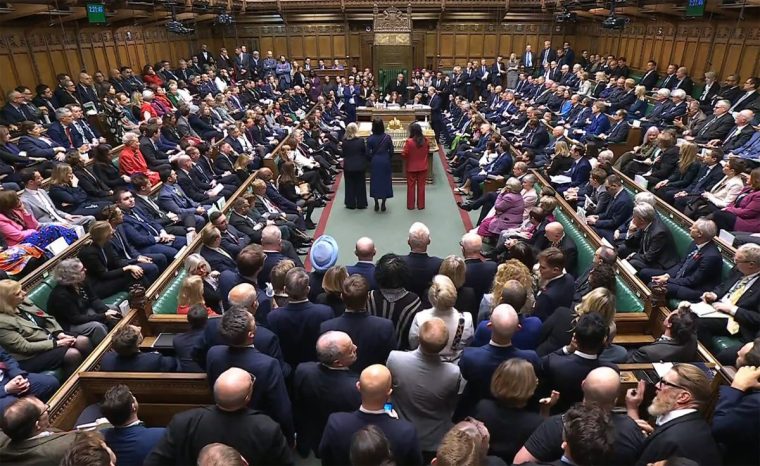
[690,301,730,319]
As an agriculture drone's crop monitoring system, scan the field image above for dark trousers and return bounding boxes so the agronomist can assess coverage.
[711,210,737,232]
[474,192,498,225]
[697,317,746,365]
[344,170,368,209]
[406,170,427,209]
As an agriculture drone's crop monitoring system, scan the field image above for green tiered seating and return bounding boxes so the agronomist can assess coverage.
[553,210,644,312]
[152,270,188,314]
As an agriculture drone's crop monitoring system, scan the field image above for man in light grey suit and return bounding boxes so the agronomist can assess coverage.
[386,317,462,460]
[19,169,93,229]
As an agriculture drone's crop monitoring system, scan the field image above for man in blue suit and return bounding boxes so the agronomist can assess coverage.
[346,237,377,290]
[267,267,334,368]
[320,364,422,466]
[101,384,165,466]
[456,304,541,419]
[712,339,760,466]
[0,347,59,413]
[100,325,178,372]
[428,87,443,141]
[157,169,207,230]
[533,248,576,322]
[205,307,294,443]
[587,175,634,243]
[217,245,273,323]
[47,107,83,150]
[641,219,723,301]
[320,275,395,373]
[576,102,610,142]
[671,148,725,209]
[401,223,443,306]
[461,233,497,306]
[553,144,592,194]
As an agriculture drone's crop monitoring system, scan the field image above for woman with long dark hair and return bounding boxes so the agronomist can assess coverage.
[401,122,430,210]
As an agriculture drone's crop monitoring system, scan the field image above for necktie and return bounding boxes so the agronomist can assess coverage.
[114,231,132,260]
[724,127,740,145]
[726,276,751,334]
[676,249,698,278]
[526,52,532,68]
[450,313,465,352]
[65,126,74,147]
[730,92,752,112]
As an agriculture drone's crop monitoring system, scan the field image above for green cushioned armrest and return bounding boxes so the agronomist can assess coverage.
[712,336,742,353]
[103,292,128,307]
[26,277,58,311]
[153,270,187,314]
[722,259,733,280]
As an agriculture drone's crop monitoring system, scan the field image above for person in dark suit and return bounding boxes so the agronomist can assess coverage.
[143,367,293,465]
[131,173,195,237]
[205,308,294,442]
[320,275,396,373]
[533,248,576,322]
[574,246,617,303]
[712,338,760,466]
[100,325,177,372]
[319,364,423,466]
[293,331,362,457]
[200,228,237,274]
[138,128,172,172]
[639,61,659,90]
[461,233,497,306]
[671,148,725,211]
[532,222,578,278]
[384,73,409,104]
[346,237,377,290]
[78,221,144,299]
[626,305,698,363]
[342,123,369,210]
[267,267,334,368]
[540,313,618,413]
[714,110,756,153]
[697,243,760,365]
[401,223,443,306]
[428,87,444,141]
[0,347,60,413]
[101,384,165,466]
[622,204,680,272]
[456,304,541,420]
[172,305,208,372]
[691,100,736,143]
[209,212,251,259]
[538,41,557,73]
[157,169,208,229]
[625,364,721,466]
[640,219,723,301]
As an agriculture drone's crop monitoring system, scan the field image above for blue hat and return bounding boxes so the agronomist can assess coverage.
[310,235,339,272]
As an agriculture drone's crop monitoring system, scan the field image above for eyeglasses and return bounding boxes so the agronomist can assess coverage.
[655,377,687,391]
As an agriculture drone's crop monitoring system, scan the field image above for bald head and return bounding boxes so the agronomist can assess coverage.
[489,304,519,343]
[544,222,565,243]
[581,367,620,408]
[460,232,482,257]
[358,364,392,408]
[419,317,449,354]
[228,283,257,312]
[214,368,253,411]
[355,237,376,261]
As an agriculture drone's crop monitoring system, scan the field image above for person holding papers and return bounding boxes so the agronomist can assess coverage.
[696,243,760,365]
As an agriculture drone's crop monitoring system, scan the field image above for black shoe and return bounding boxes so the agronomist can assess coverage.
[305,220,317,230]
[346,205,356,210]
[374,203,380,212]
[458,201,474,211]
[381,203,387,212]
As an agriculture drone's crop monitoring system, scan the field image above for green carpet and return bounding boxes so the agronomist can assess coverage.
[311,150,478,266]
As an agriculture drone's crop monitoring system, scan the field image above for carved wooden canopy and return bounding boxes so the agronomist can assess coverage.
[373,3,412,33]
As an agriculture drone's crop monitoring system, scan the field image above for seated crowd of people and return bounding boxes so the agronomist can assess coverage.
[0,42,759,466]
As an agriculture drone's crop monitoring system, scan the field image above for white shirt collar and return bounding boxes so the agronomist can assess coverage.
[489,340,512,348]
[573,350,598,360]
[656,408,697,426]
[359,406,386,415]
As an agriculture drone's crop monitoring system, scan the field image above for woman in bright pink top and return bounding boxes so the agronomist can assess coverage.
[401,123,430,210]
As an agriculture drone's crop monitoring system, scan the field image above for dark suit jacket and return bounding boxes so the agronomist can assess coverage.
[172,329,204,373]
[640,70,659,90]
[342,137,369,172]
[138,137,171,171]
[685,162,724,194]
[103,424,165,466]
[401,252,443,302]
[533,234,578,277]
[200,245,237,274]
[712,385,760,466]
[346,262,377,290]
[625,336,698,363]
[723,125,756,152]
[626,217,680,270]
[206,345,294,441]
[320,311,396,373]
[259,251,289,288]
[540,349,618,413]
[533,274,576,322]
[713,271,760,341]
[635,412,721,466]
[320,410,422,466]
[695,112,735,142]
[594,190,634,230]
[293,362,361,455]
[666,242,723,292]
[267,301,334,367]
[100,351,178,372]
[464,259,498,305]
[143,405,293,466]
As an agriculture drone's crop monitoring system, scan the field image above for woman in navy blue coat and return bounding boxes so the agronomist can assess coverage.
[627,85,648,120]
[367,118,394,212]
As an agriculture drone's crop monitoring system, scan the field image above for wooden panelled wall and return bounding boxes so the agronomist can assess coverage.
[0,26,199,102]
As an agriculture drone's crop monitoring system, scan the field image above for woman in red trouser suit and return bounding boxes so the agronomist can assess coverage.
[401,123,430,210]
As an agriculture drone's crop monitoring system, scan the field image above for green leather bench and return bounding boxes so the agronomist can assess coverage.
[152,270,187,314]
[554,209,644,312]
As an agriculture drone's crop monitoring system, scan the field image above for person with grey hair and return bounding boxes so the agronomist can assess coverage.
[621,202,679,272]
[292,331,361,456]
[477,178,525,240]
[574,246,618,301]
[184,253,222,314]
[175,152,224,205]
[46,258,121,346]
[697,242,760,364]
[47,106,82,151]
[402,222,443,304]
[643,218,723,301]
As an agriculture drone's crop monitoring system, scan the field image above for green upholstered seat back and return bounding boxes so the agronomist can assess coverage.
[153,270,187,314]
[26,277,57,311]
[658,214,692,258]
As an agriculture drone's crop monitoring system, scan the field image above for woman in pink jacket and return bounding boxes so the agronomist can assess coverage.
[401,123,430,210]
[477,178,525,240]
[0,190,77,249]
[712,167,760,233]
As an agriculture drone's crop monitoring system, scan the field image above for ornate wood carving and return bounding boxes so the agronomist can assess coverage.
[373,3,412,33]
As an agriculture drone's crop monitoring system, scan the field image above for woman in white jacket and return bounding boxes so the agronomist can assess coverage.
[684,157,745,219]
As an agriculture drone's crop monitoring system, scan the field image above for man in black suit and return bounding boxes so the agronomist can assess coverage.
[172,305,208,372]
[625,364,721,466]
[196,44,215,69]
[320,275,396,373]
[130,174,196,237]
[574,246,617,302]
[200,228,238,273]
[138,126,172,171]
[144,367,292,465]
[461,232,497,306]
[101,384,165,466]
[401,222,443,305]
[100,325,178,372]
[205,308,294,442]
[293,331,362,457]
[729,76,759,112]
[712,338,760,466]
[697,243,760,365]
[639,60,659,90]
[622,204,680,273]
[690,99,735,143]
[587,175,634,243]
[533,247,576,321]
[210,212,251,259]
[708,109,756,153]
[532,222,578,277]
[384,73,408,104]
[0,347,59,413]
[346,237,377,290]
[673,67,694,96]
[176,155,223,205]
[258,225,304,288]
[626,306,698,363]
[319,364,423,466]
[642,219,723,301]
[540,313,618,413]
[538,40,557,74]
[671,148,725,210]
[267,267,334,368]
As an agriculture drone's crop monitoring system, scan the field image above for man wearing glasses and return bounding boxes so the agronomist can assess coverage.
[625,363,720,466]
[0,396,77,465]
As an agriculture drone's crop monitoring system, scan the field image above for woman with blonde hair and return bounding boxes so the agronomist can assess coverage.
[48,163,111,216]
[176,275,217,316]
[438,255,477,318]
[317,265,348,316]
[477,178,525,241]
[545,141,572,177]
[0,279,90,377]
[184,253,222,314]
[409,275,473,362]
[628,85,648,120]
[653,141,701,204]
